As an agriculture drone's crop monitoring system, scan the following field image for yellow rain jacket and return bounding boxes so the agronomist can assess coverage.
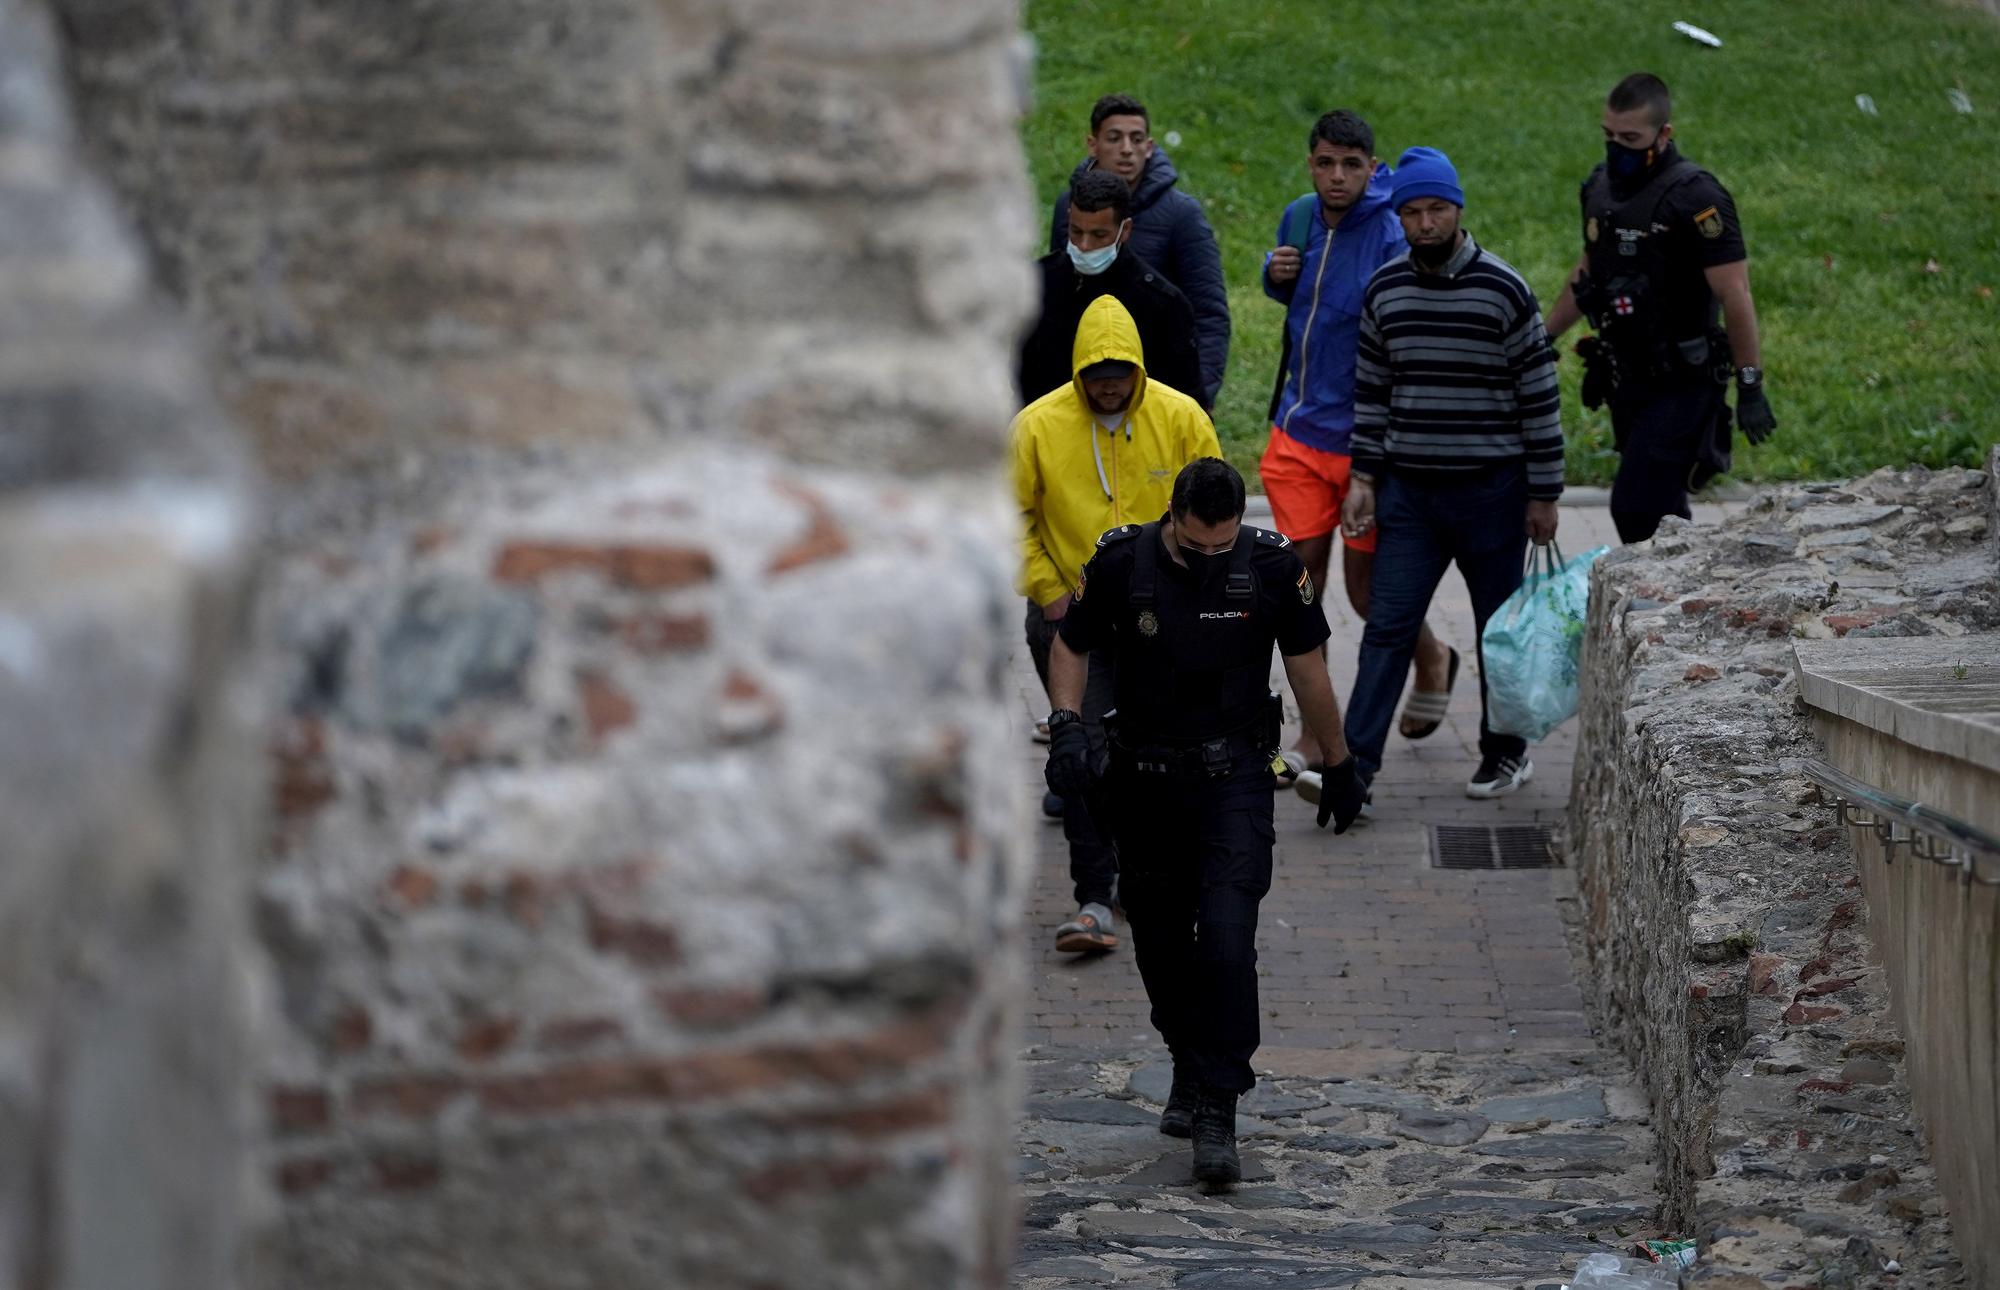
[1011,295,1220,608]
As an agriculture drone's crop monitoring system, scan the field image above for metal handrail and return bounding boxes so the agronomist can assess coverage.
[1802,758,2000,887]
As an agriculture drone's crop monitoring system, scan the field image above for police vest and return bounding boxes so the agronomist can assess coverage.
[1580,159,1705,350]
[1110,521,1277,743]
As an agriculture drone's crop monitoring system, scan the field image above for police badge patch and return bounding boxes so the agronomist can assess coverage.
[1136,610,1159,637]
[1694,205,1723,239]
[1296,570,1315,605]
[1585,216,1599,244]
[1073,568,1086,603]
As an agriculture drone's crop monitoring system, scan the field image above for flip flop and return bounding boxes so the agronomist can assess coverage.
[1273,749,1307,788]
[1399,646,1461,741]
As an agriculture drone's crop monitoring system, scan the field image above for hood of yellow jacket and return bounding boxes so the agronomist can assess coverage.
[1070,294,1148,417]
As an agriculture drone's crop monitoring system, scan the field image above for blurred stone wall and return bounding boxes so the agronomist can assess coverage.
[11,0,1036,1286]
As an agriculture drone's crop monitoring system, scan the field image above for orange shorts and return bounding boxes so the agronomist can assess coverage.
[1258,425,1376,552]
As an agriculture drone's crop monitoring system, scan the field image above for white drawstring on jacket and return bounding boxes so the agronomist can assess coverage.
[1091,414,1132,501]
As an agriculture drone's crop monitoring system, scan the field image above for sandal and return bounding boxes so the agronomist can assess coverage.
[1399,646,1461,740]
[1272,749,1307,788]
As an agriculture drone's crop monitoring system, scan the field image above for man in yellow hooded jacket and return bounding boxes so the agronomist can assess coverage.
[1012,294,1221,954]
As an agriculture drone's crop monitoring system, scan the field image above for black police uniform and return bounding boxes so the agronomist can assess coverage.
[1057,517,1330,1095]
[1573,145,1748,543]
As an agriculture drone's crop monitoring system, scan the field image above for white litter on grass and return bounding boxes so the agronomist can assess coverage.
[1673,20,1723,48]
[1164,130,1183,147]
[1948,88,1974,114]
[1856,94,1879,116]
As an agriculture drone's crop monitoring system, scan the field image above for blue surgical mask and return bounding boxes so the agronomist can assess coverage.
[1067,239,1120,276]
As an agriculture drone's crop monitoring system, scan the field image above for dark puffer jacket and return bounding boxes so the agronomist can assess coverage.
[1049,148,1230,408]
[1017,247,1204,410]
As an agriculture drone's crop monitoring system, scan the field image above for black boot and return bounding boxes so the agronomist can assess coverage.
[1159,1068,1197,1138]
[1191,1086,1240,1187]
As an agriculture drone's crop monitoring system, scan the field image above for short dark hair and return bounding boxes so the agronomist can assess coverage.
[1607,72,1672,127]
[1070,170,1131,223]
[1170,458,1246,526]
[1090,93,1149,135]
[1309,109,1374,157]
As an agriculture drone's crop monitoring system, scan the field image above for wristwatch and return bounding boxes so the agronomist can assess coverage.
[1735,365,1763,389]
[1047,708,1083,732]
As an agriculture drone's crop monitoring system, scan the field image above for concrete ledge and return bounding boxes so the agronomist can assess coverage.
[1794,636,2000,775]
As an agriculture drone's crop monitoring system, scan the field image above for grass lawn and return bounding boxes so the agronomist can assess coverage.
[1020,0,2000,488]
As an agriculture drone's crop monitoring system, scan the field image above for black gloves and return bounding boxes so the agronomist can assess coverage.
[1315,755,1366,834]
[1045,719,1095,799]
[1574,336,1613,412]
[1735,381,1776,445]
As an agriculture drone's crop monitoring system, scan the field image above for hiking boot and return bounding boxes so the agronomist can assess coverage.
[1465,754,1533,799]
[1159,1068,1198,1138]
[1190,1086,1240,1187]
[1054,902,1117,954]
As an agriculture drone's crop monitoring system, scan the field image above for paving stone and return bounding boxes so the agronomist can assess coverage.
[1327,1081,1434,1114]
[1389,1193,1578,1219]
[1025,1095,1161,1127]
[1177,1265,1367,1289]
[1238,1085,1327,1117]
[1124,1060,1174,1104]
[1476,1086,1607,1122]
[1209,1186,1325,1211]
[1468,1132,1629,1160]
[1392,1108,1491,1147]
[1384,1152,1464,1185]
[1075,1210,1206,1239]
[1285,1131,1397,1156]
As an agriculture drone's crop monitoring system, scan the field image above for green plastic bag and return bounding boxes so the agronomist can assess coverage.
[1480,541,1610,742]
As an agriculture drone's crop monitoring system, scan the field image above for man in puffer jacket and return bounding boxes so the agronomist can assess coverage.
[1013,294,1220,955]
[1048,94,1230,409]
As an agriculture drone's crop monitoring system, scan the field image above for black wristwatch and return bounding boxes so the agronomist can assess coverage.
[1735,365,1763,389]
[1047,709,1083,732]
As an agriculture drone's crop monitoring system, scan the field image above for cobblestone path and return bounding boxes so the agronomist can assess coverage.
[1012,507,1692,1288]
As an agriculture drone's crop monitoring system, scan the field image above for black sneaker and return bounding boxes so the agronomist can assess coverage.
[1191,1086,1240,1187]
[1465,754,1534,799]
[1042,790,1065,820]
[1159,1069,1197,1138]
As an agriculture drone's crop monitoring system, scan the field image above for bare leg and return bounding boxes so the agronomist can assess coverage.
[1286,533,1335,766]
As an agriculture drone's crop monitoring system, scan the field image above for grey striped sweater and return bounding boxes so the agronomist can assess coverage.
[1350,234,1565,499]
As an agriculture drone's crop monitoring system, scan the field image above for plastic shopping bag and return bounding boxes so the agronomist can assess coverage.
[1480,541,1610,742]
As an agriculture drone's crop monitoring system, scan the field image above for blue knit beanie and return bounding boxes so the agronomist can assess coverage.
[1391,146,1464,209]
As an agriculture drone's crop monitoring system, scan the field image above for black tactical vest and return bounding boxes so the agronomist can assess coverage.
[1111,522,1274,743]
[1579,158,1705,351]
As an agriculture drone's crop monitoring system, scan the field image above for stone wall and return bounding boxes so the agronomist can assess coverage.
[0,1,259,1285]
[1567,464,1996,1282]
[18,0,1037,1286]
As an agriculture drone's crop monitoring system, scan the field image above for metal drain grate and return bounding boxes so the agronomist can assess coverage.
[1427,823,1558,870]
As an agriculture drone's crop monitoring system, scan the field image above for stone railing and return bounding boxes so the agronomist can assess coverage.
[1567,461,1995,1281]
[1794,635,2000,1288]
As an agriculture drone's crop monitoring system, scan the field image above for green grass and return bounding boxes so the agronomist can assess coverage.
[1021,0,2000,487]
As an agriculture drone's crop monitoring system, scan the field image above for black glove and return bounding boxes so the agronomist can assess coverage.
[1575,336,1612,412]
[1735,381,1776,445]
[1315,755,1367,834]
[1045,719,1094,799]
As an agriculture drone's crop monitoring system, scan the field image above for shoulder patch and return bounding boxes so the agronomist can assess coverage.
[1095,524,1142,548]
[1248,526,1291,548]
[1693,205,1724,240]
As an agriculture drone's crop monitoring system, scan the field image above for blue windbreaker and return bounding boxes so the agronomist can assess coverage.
[1261,166,1406,454]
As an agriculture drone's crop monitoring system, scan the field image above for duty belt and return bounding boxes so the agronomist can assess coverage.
[1105,696,1280,779]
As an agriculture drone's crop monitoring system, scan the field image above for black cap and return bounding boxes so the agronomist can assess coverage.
[1078,359,1137,381]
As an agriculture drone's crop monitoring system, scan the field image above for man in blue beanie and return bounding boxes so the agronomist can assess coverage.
[1339,147,1565,802]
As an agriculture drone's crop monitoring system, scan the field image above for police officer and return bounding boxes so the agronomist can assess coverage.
[1043,458,1365,1186]
[1545,72,1777,544]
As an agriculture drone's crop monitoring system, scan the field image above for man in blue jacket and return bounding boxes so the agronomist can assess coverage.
[1049,94,1230,410]
[1261,111,1457,775]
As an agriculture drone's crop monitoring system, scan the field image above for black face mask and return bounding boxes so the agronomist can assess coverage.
[1606,133,1664,182]
[1178,545,1225,583]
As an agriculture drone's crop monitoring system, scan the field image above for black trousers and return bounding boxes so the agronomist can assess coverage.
[1608,373,1729,544]
[1024,600,1118,908]
[1104,750,1276,1094]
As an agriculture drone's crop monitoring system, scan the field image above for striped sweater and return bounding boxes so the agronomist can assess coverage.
[1350,234,1565,499]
